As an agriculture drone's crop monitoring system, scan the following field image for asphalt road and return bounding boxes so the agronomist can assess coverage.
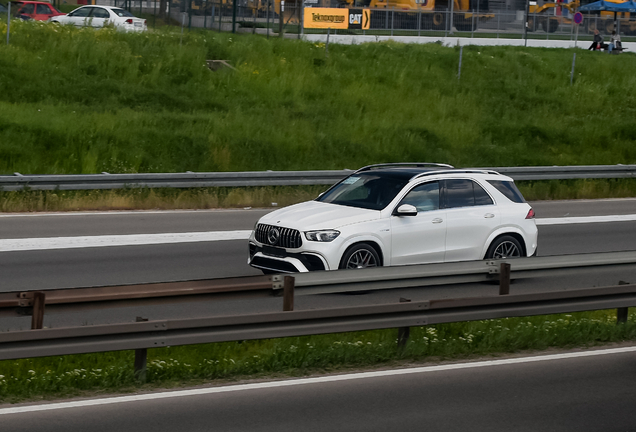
[2,347,635,432]
[1,198,636,330]
[1,197,636,239]
[2,199,636,429]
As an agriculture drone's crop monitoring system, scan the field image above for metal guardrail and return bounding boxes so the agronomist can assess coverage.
[2,251,635,319]
[292,251,636,295]
[1,165,635,191]
[0,250,635,362]
[0,283,634,361]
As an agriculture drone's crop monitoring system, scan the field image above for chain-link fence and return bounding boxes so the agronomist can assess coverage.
[136,0,636,42]
[5,0,635,43]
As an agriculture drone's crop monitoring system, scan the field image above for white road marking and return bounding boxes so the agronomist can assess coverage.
[536,214,636,225]
[0,209,263,218]
[1,214,635,252]
[0,231,252,252]
[1,345,635,415]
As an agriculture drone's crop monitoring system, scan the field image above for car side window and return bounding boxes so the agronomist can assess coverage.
[36,4,52,14]
[91,7,110,18]
[69,7,91,17]
[444,179,493,208]
[474,181,494,206]
[398,181,440,212]
[20,4,35,14]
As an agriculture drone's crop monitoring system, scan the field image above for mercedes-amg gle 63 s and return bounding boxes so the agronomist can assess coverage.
[248,163,537,273]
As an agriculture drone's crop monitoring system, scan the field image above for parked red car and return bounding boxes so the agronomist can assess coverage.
[12,1,64,21]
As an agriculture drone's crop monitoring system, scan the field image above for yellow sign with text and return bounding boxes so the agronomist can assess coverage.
[304,8,349,29]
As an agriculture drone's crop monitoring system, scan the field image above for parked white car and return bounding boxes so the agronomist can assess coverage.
[49,5,147,32]
[248,163,538,273]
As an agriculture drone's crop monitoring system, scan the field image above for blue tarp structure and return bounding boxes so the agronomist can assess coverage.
[610,0,636,12]
[578,0,636,12]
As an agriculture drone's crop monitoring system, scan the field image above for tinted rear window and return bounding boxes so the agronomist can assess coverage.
[112,7,134,17]
[444,179,494,208]
[487,180,526,203]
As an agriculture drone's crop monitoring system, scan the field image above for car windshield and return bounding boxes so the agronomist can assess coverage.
[111,7,134,17]
[317,173,410,210]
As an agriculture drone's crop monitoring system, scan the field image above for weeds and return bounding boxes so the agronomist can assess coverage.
[1,310,634,402]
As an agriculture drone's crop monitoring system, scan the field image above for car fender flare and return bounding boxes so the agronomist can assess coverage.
[337,235,388,267]
[481,227,528,258]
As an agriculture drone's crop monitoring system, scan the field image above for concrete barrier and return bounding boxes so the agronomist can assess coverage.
[303,34,636,51]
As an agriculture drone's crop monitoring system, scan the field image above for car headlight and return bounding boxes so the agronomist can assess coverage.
[304,230,340,242]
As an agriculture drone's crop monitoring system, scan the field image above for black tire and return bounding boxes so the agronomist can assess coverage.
[421,14,433,30]
[485,235,523,259]
[455,16,475,32]
[432,12,445,30]
[339,243,380,270]
[543,18,559,33]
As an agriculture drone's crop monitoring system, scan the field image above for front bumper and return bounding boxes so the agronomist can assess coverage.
[248,242,328,273]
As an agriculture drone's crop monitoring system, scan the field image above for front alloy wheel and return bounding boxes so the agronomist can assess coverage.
[340,244,380,269]
[486,236,522,259]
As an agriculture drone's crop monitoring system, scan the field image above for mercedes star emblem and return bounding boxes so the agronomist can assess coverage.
[268,227,280,245]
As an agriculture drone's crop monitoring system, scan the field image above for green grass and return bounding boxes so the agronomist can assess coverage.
[1,310,635,402]
[1,21,636,177]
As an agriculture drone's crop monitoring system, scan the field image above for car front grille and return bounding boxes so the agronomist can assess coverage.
[255,224,302,249]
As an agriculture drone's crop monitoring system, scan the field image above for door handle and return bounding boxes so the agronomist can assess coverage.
[432,218,443,224]
[484,213,495,218]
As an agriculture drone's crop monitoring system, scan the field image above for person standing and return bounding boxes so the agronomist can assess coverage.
[588,29,604,50]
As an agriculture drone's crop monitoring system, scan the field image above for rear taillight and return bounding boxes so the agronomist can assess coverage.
[526,208,535,219]
[125,18,133,24]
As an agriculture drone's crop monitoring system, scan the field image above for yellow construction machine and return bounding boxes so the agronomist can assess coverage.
[340,0,493,31]
[528,0,636,35]
[527,0,578,33]
[578,0,636,34]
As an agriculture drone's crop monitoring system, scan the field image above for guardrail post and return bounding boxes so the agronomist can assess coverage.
[31,292,45,330]
[283,276,295,311]
[397,298,411,349]
[134,317,148,382]
[617,307,629,324]
[617,281,630,323]
[499,262,511,295]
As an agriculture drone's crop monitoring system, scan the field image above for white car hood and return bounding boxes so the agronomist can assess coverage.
[258,201,380,231]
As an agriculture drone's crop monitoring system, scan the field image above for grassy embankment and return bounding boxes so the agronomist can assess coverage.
[1,21,636,211]
[1,310,635,402]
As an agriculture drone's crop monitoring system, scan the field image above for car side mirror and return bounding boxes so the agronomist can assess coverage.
[395,204,417,216]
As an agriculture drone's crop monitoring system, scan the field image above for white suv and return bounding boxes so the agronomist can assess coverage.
[248,163,538,273]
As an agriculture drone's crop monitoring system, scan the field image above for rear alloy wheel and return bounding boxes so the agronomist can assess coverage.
[340,244,380,269]
[485,236,522,259]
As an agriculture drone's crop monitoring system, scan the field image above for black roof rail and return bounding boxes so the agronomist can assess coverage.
[410,169,502,181]
[355,163,454,173]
